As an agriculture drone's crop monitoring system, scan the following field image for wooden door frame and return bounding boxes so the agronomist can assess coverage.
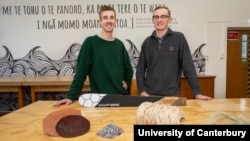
[226,27,250,98]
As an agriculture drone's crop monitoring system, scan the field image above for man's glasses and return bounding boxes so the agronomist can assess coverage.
[152,15,169,20]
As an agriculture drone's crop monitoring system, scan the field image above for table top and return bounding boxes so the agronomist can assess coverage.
[22,76,76,85]
[185,74,216,78]
[0,98,249,141]
[0,75,214,86]
[0,77,24,86]
[0,76,89,86]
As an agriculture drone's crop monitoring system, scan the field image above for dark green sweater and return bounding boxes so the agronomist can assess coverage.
[67,35,133,101]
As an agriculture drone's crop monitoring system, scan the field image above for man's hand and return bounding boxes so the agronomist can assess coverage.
[53,98,73,107]
[195,94,213,100]
[122,81,128,89]
[140,91,149,96]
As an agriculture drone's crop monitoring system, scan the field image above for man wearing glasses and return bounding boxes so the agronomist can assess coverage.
[136,6,212,100]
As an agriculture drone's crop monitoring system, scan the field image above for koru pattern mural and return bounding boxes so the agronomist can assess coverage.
[0,40,206,111]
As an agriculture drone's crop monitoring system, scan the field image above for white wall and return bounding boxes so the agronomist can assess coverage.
[1,0,250,98]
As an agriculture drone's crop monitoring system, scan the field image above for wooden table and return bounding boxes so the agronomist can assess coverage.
[0,76,90,108]
[22,76,90,103]
[130,75,216,99]
[0,98,249,140]
[0,77,24,108]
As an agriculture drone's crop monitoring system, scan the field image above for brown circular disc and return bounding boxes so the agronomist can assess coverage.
[43,108,81,136]
[55,115,90,138]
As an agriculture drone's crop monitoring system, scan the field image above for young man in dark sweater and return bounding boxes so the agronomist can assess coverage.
[136,6,212,100]
[54,5,133,106]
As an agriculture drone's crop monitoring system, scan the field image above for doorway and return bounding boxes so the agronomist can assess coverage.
[226,28,250,98]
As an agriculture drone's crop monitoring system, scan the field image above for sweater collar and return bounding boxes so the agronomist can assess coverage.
[151,28,174,39]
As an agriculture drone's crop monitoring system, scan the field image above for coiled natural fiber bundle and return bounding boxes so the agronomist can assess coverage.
[136,102,184,124]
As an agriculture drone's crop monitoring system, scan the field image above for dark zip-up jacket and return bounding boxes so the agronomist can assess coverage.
[136,28,201,96]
